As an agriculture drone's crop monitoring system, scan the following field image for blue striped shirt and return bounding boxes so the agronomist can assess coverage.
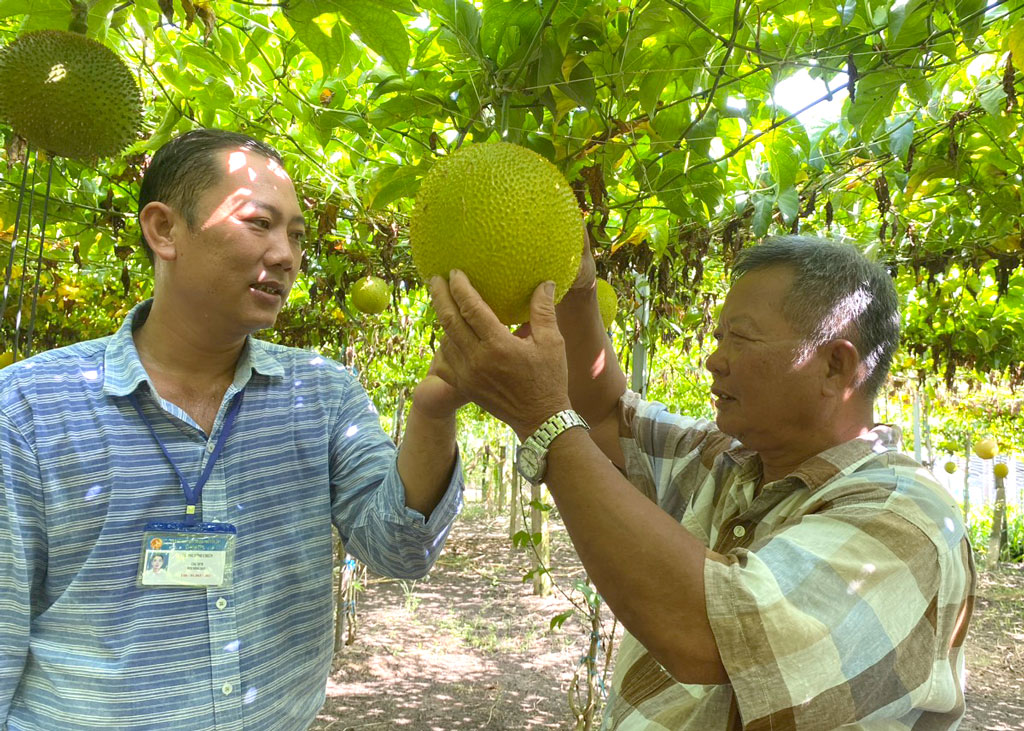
[0,302,462,730]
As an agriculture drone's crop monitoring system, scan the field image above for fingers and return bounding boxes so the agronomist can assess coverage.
[428,274,478,352]
[446,270,506,342]
[527,280,562,347]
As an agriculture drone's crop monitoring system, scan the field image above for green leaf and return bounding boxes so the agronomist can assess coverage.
[847,70,901,139]
[549,610,573,630]
[954,0,985,45]
[768,130,800,190]
[423,0,481,53]
[840,0,857,27]
[979,84,1007,117]
[776,186,799,224]
[559,59,596,110]
[335,0,411,73]
[752,194,772,237]
[1009,20,1024,72]
[480,0,540,60]
[888,115,915,162]
[364,164,423,209]
[286,12,348,75]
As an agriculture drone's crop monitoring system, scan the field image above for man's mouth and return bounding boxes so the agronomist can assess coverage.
[711,389,735,403]
[251,282,284,297]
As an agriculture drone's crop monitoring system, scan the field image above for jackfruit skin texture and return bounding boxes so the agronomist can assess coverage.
[350,276,390,314]
[596,278,617,329]
[410,142,583,325]
[0,30,143,160]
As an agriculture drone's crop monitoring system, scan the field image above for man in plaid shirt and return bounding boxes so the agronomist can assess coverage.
[429,234,975,730]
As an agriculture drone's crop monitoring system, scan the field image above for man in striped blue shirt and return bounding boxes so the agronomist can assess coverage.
[0,130,464,730]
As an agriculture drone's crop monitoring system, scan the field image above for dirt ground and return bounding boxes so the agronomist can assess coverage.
[310,510,1024,731]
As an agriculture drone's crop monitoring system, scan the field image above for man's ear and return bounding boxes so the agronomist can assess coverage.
[138,201,179,263]
[822,339,861,397]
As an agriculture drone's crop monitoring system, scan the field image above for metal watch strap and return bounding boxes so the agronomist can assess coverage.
[524,409,589,450]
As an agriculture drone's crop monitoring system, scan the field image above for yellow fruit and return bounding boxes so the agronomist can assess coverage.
[0,351,13,369]
[973,438,998,460]
[994,463,1009,479]
[0,30,143,160]
[943,461,957,474]
[409,141,583,325]
[596,278,617,329]
[350,276,389,314]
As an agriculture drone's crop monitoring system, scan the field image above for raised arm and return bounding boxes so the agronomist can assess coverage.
[553,233,628,467]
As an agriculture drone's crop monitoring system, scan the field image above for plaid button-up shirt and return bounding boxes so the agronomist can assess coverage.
[602,391,975,730]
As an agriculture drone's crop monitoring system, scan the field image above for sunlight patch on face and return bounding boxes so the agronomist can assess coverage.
[266,156,291,182]
[228,151,247,173]
[201,187,253,231]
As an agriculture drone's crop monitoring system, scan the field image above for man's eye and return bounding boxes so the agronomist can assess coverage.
[249,218,271,229]
[289,231,306,245]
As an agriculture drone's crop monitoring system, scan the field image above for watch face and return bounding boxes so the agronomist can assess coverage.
[516,445,545,483]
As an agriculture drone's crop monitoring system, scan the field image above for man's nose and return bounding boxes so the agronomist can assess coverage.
[705,347,726,376]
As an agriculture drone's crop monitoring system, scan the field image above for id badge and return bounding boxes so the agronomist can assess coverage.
[137,521,237,588]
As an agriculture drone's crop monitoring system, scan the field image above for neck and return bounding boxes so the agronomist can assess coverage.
[133,298,244,390]
[759,403,875,485]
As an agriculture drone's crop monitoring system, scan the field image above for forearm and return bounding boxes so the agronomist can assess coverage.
[555,286,628,460]
[544,427,728,684]
[396,401,459,518]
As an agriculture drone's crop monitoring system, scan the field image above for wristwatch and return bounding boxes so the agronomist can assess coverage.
[515,409,590,485]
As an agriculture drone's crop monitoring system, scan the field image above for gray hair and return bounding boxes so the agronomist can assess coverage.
[732,235,900,399]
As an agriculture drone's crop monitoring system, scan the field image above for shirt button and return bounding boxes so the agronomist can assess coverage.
[732,525,746,538]
[206,441,215,453]
[216,598,227,610]
[222,683,233,695]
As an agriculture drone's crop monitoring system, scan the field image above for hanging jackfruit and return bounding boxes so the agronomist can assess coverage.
[409,142,583,326]
[0,30,143,160]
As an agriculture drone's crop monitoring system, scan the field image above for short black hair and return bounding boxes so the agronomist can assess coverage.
[733,235,900,399]
[137,129,285,263]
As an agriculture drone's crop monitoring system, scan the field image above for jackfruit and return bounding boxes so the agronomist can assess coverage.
[409,142,583,325]
[0,30,143,160]
[350,276,389,314]
[596,278,617,329]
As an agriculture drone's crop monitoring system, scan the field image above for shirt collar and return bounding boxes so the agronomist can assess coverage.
[782,425,903,492]
[719,425,903,493]
[102,299,285,398]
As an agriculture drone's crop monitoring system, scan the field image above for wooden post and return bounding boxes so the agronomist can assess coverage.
[494,444,507,512]
[480,444,491,510]
[962,436,971,524]
[986,470,1007,570]
[531,481,551,596]
[510,435,521,544]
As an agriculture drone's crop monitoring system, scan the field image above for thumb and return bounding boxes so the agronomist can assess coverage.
[527,280,559,336]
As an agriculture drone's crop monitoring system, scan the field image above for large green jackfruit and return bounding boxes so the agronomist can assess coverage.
[0,30,142,160]
[410,142,583,326]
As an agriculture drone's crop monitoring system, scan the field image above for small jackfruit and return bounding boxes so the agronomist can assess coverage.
[0,30,143,160]
[350,276,390,314]
[596,278,617,329]
[410,142,583,325]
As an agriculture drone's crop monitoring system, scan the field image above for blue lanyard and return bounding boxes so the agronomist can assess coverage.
[129,390,244,525]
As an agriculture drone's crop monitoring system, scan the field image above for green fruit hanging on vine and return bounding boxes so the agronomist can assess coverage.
[350,276,390,315]
[0,30,143,160]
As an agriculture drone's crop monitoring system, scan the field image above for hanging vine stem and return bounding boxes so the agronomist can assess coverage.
[23,155,56,359]
[10,150,39,362]
[1,142,32,351]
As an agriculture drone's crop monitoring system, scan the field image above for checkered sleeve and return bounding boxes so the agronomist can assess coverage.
[705,503,965,730]
[619,390,735,516]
